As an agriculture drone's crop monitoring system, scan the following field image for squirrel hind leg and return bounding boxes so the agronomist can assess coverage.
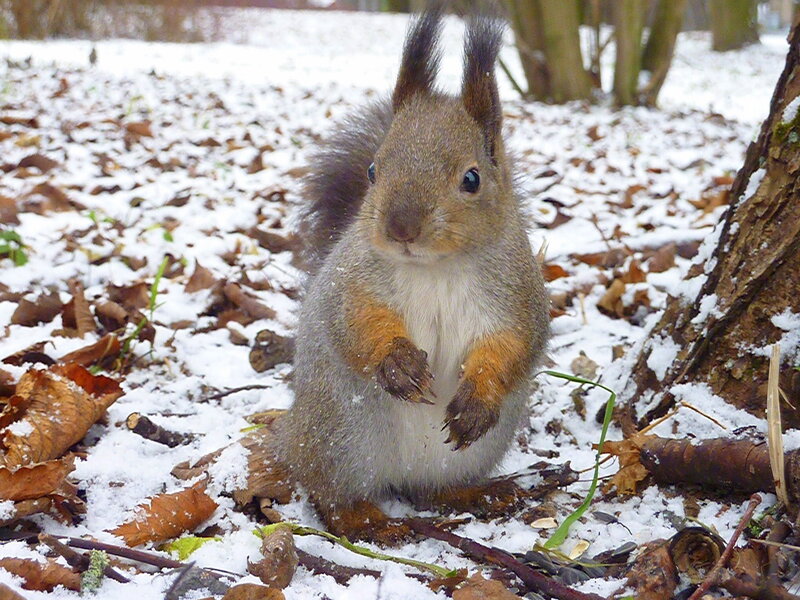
[420,478,529,519]
[316,499,414,547]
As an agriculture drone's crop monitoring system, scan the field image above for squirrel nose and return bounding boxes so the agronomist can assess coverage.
[386,212,421,243]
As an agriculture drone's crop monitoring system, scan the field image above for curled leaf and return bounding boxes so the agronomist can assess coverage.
[109,482,218,547]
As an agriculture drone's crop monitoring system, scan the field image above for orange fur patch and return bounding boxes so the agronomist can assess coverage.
[345,287,408,372]
[462,330,528,409]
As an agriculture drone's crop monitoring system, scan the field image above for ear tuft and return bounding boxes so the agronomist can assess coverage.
[392,5,444,112]
[461,16,503,160]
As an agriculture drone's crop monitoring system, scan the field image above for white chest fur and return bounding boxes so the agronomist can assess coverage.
[383,261,501,493]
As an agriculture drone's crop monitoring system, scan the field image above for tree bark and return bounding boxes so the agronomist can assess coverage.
[537,0,592,103]
[623,21,800,431]
[640,0,688,106]
[710,0,759,52]
[505,0,551,101]
[612,0,646,106]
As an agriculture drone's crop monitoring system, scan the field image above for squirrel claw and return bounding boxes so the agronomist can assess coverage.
[443,379,499,451]
[376,337,434,403]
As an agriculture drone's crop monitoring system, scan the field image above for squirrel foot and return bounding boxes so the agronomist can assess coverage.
[443,380,499,450]
[423,478,529,519]
[376,337,434,404]
[320,500,415,547]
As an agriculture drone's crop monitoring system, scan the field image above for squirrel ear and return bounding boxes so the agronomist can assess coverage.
[461,16,503,161]
[392,6,444,112]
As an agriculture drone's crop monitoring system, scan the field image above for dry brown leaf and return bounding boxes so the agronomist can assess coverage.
[452,573,522,599]
[542,264,568,282]
[601,437,651,494]
[222,584,285,600]
[185,261,218,293]
[0,369,15,398]
[58,334,120,367]
[0,456,75,501]
[95,300,129,331]
[0,582,28,600]
[233,427,294,506]
[247,525,297,589]
[573,248,628,268]
[10,291,63,326]
[0,196,19,225]
[624,540,677,600]
[125,121,153,137]
[108,282,150,311]
[1,342,53,369]
[109,482,218,547]
[0,364,123,468]
[223,283,276,321]
[596,279,625,318]
[647,243,676,273]
[621,259,647,284]
[0,557,80,592]
[24,183,81,213]
[17,154,59,173]
[66,280,96,337]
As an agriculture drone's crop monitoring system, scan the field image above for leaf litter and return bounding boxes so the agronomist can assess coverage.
[0,10,790,600]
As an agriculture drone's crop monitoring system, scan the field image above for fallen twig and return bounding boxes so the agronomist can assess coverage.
[126,412,191,447]
[296,548,428,585]
[407,519,607,600]
[687,493,762,600]
[39,534,130,583]
[720,573,800,600]
[205,384,271,402]
[64,537,183,569]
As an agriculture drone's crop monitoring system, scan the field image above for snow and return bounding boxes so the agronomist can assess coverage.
[0,8,790,599]
[783,95,800,122]
[645,336,681,381]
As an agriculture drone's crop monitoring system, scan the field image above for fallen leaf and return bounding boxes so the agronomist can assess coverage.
[65,280,96,337]
[570,352,598,380]
[452,573,522,599]
[185,261,218,293]
[17,154,59,173]
[223,283,276,321]
[108,282,150,311]
[596,279,625,318]
[0,196,19,225]
[58,334,120,367]
[0,557,80,592]
[0,456,75,501]
[0,364,123,468]
[542,264,568,282]
[647,243,676,273]
[1,342,54,369]
[623,540,678,600]
[601,437,651,494]
[95,300,129,331]
[222,584,285,600]
[125,121,153,137]
[247,524,298,589]
[621,259,646,284]
[109,482,218,547]
[11,291,63,326]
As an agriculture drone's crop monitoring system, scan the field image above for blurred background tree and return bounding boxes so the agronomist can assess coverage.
[709,0,759,50]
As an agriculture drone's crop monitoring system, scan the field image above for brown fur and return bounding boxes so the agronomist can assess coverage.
[343,286,408,372]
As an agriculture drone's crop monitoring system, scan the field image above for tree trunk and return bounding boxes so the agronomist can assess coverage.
[640,0,688,106]
[709,0,759,51]
[622,20,800,432]
[505,0,550,101]
[537,0,592,103]
[612,0,646,106]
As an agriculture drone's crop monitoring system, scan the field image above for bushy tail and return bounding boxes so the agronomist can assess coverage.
[298,100,393,270]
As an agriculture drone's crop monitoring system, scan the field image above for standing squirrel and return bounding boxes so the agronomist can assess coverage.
[276,7,549,542]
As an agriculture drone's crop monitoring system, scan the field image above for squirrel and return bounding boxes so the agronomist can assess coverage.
[275,7,549,543]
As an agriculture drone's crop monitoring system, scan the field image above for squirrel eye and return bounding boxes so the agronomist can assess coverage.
[367,162,376,184]
[461,168,480,193]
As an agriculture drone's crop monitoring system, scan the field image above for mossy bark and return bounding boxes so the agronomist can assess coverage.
[623,22,800,432]
[504,0,550,101]
[537,0,592,103]
[709,0,759,52]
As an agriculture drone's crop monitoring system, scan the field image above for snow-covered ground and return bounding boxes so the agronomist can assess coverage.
[0,9,789,599]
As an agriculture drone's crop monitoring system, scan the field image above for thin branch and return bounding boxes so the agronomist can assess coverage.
[687,493,763,600]
[296,548,428,585]
[64,537,183,569]
[498,56,526,98]
[407,519,607,600]
[39,534,130,583]
[205,383,271,401]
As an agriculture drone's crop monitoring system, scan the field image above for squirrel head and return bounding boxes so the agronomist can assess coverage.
[357,10,513,265]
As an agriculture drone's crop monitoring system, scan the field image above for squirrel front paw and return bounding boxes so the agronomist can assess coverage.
[375,337,434,403]
[443,379,499,451]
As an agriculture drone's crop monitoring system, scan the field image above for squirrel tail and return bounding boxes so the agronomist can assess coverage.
[299,100,393,269]
[299,7,445,269]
